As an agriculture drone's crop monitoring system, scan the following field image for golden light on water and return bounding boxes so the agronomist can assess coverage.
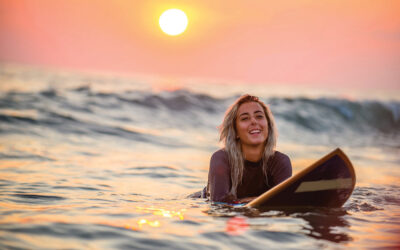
[125,219,161,231]
[136,206,186,220]
[3,204,188,232]
[123,206,186,231]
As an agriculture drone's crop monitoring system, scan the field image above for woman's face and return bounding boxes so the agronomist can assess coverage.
[235,102,269,147]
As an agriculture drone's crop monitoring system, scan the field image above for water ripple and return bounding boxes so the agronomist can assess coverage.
[11,193,66,201]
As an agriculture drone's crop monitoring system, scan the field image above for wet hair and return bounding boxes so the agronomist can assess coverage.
[219,94,277,198]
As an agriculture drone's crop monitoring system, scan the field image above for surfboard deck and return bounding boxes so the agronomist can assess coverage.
[245,148,356,208]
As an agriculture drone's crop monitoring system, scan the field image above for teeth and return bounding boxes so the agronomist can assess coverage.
[249,129,260,134]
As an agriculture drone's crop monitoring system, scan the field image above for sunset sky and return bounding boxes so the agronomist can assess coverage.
[1,0,399,90]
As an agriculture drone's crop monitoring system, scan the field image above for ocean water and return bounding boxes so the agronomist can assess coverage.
[0,65,399,249]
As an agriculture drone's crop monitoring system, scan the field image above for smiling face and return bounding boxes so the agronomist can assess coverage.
[235,102,269,148]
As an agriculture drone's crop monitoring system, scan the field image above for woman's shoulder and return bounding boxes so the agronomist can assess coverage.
[270,151,292,167]
[268,151,293,185]
[209,148,230,174]
[211,148,228,160]
[273,151,290,161]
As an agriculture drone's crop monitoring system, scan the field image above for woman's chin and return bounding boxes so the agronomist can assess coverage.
[243,139,266,147]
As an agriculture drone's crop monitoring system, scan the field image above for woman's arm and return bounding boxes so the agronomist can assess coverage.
[208,150,233,202]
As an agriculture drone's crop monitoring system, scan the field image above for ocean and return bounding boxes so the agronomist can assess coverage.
[1,64,399,249]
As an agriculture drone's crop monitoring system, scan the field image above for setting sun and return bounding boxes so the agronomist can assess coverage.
[159,9,188,36]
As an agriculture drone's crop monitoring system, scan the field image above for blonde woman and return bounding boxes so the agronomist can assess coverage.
[206,94,292,203]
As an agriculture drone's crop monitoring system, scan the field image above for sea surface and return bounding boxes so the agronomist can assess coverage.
[1,64,399,249]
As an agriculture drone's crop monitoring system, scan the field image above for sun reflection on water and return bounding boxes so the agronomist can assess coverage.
[125,219,161,231]
[136,206,186,220]
[123,206,186,231]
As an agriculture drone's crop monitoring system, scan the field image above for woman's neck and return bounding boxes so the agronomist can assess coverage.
[242,145,263,162]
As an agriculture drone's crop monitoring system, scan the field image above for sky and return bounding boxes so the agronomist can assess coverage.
[0,0,399,90]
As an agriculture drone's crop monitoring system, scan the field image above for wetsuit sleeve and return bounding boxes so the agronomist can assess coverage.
[207,150,233,202]
[269,152,292,187]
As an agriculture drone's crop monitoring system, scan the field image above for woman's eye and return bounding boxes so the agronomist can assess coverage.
[241,117,249,121]
[256,115,264,119]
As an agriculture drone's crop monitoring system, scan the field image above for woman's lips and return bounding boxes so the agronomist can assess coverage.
[249,129,261,134]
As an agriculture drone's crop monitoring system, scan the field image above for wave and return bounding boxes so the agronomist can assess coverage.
[270,97,400,134]
[0,86,399,148]
[74,87,400,135]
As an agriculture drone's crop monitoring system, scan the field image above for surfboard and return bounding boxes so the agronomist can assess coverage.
[245,148,356,208]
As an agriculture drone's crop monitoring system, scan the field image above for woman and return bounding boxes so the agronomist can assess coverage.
[206,94,292,203]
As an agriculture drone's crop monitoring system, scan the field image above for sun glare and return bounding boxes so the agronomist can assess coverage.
[159,9,188,36]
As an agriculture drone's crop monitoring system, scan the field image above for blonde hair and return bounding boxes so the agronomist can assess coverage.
[220,94,277,198]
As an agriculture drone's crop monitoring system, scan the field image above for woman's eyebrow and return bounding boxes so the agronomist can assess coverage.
[238,110,263,117]
[238,112,249,117]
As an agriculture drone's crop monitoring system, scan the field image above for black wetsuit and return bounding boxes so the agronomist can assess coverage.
[204,149,292,202]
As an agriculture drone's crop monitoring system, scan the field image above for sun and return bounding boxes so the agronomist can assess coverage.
[159,9,188,36]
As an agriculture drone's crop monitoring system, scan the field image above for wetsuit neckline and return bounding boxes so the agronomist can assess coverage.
[244,159,262,168]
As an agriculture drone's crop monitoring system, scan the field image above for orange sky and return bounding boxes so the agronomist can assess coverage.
[0,0,399,89]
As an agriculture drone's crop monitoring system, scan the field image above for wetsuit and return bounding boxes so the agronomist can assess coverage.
[205,149,292,202]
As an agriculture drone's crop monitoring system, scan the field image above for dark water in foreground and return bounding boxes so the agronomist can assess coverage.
[0,65,400,249]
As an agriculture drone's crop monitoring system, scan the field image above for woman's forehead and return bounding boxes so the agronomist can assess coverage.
[237,102,264,114]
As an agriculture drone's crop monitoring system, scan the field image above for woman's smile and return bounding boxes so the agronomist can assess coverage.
[249,129,261,134]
